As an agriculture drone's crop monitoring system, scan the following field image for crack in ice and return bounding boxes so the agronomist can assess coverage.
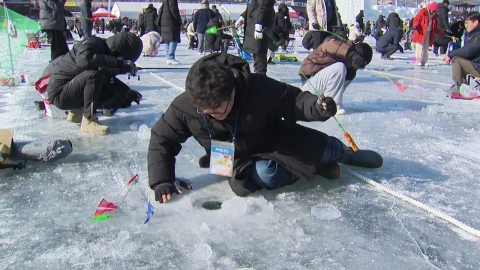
[390,197,441,270]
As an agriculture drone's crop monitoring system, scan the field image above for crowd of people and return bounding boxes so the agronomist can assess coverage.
[17,0,477,199]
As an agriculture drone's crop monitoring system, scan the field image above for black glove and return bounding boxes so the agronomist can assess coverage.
[153,182,181,203]
[199,154,210,168]
[312,23,320,30]
[0,161,26,170]
[126,89,142,104]
[122,60,137,75]
[316,96,337,118]
[348,50,367,70]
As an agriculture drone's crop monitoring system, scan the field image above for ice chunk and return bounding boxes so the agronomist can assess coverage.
[129,123,139,131]
[311,203,341,220]
[221,197,247,216]
[116,230,130,243]
[194,243,213,261]
[420,104,439,116]
[201,222,210,231]
[137,124,151,140]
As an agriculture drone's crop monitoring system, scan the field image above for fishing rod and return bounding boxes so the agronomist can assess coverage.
[98,66,190,80]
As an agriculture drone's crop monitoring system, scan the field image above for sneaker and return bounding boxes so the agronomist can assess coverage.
[381,56,393,60]
[336,105,346,115]
[166,59,180,65]
[415,62,425,66]
[445,84,460,94]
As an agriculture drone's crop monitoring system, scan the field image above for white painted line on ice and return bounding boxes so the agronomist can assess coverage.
[149,72,186,92]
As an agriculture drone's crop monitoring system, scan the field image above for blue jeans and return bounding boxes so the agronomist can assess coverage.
[249,137,344,189]
[164,41,177,60]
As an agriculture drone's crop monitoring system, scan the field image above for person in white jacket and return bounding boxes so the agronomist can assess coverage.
[306,0,341,32]
[348,23,365,43]
[187,22,198,50]
[140,31,162,57]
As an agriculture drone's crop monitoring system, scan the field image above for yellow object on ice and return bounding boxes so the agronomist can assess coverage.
[275,54,298,62]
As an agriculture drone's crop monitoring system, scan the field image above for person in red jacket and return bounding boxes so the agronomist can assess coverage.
[411,2,444,66]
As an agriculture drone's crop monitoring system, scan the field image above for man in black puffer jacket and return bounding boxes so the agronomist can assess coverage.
[444,12,480,94]
[376,28,404,60]
[147,53,382,202]
[386,12,403,30]
[144,3,158,33]
[46,29,143,135]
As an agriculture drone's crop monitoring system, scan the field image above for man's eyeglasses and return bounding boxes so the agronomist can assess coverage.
[196,98,231,115]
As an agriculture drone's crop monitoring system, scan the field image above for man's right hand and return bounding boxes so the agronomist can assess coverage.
[154,182,183,203]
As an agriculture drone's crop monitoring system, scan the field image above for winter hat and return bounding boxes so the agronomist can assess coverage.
[428,2,438,11]
[106,29,143,61]
[353,43,373,65]
[201,0,209,5]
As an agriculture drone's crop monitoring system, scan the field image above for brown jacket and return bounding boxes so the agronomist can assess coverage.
[299,37,356,81]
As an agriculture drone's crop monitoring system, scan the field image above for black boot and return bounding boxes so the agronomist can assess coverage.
[337,146,383,168]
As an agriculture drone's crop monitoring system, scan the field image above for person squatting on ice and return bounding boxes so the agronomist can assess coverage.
[376,28,404,60]
[46,30,143,135]
[147,53,383,203]
[299,35,373,115]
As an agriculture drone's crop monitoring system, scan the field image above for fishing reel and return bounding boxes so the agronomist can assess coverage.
[98,67,141,81]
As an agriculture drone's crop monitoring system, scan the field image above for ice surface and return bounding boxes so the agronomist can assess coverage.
[0,33,479,269]
[311,203,342,220]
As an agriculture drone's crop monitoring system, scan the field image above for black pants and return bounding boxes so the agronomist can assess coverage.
[50,71,129,119]
[188,35,198,49]
[377,45,398,58]
[433,44,448,55]
[253,52,268,76]
[43,29,69,61]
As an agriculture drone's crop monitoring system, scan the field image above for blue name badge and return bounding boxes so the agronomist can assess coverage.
[210,140,235,177]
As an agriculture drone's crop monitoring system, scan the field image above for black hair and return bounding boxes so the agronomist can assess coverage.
[353,43,373,65]
[443,0,450,4]
[186,61,235,111]
[466,12,480,23]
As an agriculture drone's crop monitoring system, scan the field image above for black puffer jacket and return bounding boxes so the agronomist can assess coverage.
[356,10,364,30]
[39,0,68,31]
[274,3,292,34]
[157,0,182,42]
[47,30,143,98]
[376,15,386,30]
[193,7,217,34]
[242,0,275,53]
[148,53,332,196]
[79,0,92,33]
[376,28,402,49]
[449,25,480,73]
[144,4,158,32]
[437,3,450,31]
[387,12,402,29]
